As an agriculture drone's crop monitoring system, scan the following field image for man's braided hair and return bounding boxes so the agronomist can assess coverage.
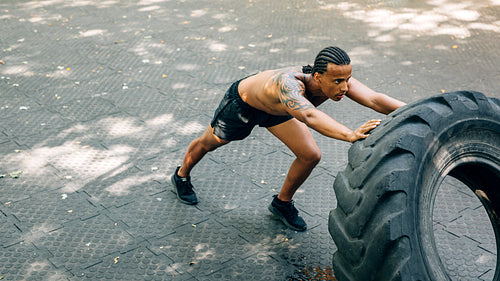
[302,46,351,74]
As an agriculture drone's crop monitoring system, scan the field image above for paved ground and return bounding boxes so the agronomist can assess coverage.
[0,0,499,280]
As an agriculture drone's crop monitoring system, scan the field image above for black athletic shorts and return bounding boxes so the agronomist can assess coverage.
[210,78,294,141]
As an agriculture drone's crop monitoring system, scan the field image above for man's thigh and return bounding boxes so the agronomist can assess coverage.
[266,118,320,157]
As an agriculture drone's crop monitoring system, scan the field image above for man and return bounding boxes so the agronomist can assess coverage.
[171,46,406,231]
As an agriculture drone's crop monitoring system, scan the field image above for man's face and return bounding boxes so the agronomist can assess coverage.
[314,63,352,101]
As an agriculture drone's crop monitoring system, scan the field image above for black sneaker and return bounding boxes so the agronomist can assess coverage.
[171,166,198,205]
[268,195,307,231]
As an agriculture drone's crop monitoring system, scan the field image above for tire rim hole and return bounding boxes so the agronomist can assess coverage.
[433,174,497,280]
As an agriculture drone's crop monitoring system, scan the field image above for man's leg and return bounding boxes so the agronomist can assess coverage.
[267,118,321,202]
[171,125,229,204]
[266,118,320,231]
[177,125,229,177]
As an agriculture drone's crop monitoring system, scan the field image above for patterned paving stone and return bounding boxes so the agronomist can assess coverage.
[4,189,98,235]
[103,87,172,111]
[0,164,64,204]
[56,97,120,122]
[434,229,495,281]
[81,165,165,208]
[36,214,140,272]
[107,192,210,239]
[0,242,71,281]
[208,135,277,166]
[1,108,70,137]
[215,196,319,246]
[0,133,8,145]
[72,245,176,280]
[122,96,204,127]
[231,150,295,191]
[148,219,260,278]
[293,172,337,219]
[0,212,23,248]
[312,130,352,174]
[202,251,296,281]
[266,217,337,268]
[0,140,26,164]
[191,168,267,214]
[0,87,42,119]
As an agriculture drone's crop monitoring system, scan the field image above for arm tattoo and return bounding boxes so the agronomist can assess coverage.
[274,74,314,111]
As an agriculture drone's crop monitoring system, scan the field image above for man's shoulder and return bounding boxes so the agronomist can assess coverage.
[270,66,303,76]
[270,67,307,84]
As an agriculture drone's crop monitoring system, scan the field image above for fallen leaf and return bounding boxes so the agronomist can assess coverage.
[10,171,22,178]
[114,257,119,264]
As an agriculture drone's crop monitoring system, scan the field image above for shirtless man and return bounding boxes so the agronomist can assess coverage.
[171,46,406,231]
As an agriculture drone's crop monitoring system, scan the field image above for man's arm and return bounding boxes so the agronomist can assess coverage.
[276,74,379,143]
[346,78,406,114]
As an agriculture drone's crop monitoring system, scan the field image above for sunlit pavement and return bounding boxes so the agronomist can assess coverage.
[0,0,499,280]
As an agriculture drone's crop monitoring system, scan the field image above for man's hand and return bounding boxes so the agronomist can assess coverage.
[348,119,381,143]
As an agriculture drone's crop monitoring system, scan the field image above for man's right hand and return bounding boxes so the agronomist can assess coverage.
[348,119,381,143]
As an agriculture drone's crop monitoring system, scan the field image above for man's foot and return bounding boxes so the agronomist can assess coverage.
[268,195,307,231]
[171,166,198,205]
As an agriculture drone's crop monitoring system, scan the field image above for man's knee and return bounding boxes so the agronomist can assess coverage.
[198,131,229,152]
[300,149,321,166]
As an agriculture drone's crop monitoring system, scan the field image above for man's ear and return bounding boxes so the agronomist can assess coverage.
[314,72,321,83]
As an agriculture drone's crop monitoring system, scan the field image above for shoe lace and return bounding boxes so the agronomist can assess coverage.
[179,177,194,192]
[284,200,299,217]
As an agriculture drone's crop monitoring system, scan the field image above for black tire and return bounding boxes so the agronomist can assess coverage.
[328,91,500,281]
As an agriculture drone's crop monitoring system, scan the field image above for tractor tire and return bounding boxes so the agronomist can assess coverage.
[328,91,500,281]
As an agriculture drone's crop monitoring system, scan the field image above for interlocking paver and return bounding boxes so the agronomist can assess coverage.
[1,0,499,280]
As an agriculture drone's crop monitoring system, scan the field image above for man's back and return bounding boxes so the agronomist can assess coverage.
[238,67,311,116]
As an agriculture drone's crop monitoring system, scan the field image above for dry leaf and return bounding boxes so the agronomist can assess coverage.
[10,171,22,178]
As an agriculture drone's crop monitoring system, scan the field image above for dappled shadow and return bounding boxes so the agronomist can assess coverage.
[0,0,499,279]
[320,0,500,41]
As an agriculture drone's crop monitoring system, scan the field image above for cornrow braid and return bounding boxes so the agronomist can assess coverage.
[302,46,351,75]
